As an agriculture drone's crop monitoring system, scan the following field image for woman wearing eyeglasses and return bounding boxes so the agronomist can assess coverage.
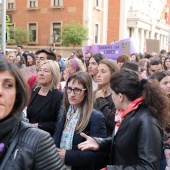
[53,71,107,170]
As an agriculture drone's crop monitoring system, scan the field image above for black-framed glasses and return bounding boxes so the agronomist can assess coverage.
[65,87,86,95]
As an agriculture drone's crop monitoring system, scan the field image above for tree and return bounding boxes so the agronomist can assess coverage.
[7,27,31,45]
[60,20,88,48]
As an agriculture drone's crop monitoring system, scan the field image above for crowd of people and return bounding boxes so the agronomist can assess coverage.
[0,46,170,170]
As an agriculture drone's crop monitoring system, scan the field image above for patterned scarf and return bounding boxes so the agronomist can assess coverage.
[115,97,143,134]
[60,105,80,170]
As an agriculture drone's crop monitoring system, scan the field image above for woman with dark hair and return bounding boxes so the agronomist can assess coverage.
[88,53,105,91]
[15,54,26,68]
[53,71,107,169]
[26,53,36,66]
[130,53,139,63]
[163,57,170,71]
[78,69,169,169]
[0,58,63,169]
[151,70,170,170]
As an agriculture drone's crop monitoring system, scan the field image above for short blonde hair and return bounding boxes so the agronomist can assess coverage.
[38,60,60,89]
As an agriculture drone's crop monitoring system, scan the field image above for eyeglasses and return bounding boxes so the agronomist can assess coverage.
[66,87,86,95]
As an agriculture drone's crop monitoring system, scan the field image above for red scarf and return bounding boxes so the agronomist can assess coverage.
[115,97,143,134]
[101,97,143,170]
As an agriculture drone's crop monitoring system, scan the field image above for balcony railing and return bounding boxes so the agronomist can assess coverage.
[128,10,151,22]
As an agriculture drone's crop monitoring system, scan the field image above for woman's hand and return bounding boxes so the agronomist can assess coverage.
[32,123,38,127]
[95,89,107,99]
[57,148,66,162]
[78,133,99,151]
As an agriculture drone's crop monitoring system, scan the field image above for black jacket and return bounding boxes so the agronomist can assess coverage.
[27,87,63,136]
[94,95,116,136]
[95,104,163,170]
[53,107,108,170]
[3,121,63,170]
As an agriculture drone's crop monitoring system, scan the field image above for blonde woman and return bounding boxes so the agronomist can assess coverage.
[27,60,63,136]
[5,51,16,63]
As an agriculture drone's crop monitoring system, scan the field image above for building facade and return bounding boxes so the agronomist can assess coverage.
[119,0,170,53]
[5,0,170,54]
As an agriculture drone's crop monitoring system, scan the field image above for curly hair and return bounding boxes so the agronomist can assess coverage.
[110,69,169,128]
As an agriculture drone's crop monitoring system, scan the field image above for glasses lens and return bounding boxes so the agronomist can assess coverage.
[67,87,72,93]
[74,88,81,94]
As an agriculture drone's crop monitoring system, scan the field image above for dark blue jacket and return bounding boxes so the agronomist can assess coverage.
[53,106,108,170]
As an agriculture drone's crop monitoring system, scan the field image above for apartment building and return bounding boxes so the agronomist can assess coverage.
[5,0,170,54]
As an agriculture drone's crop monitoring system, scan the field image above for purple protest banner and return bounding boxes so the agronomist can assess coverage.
[119,37,137,54]
[97,44,122,61]
[82,45,98,59]
[82,44,122,61]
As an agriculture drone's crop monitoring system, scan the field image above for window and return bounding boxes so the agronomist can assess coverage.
[95,24,99,44]
[29,23,37,42]
[28,0,38,8]
[53,0,63,6]
[7,0,15,9]
[95,0,101,7]
[52,23,61,42]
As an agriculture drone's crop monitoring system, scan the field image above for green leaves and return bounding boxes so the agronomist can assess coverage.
[7,27,31,45]
[60,20,88,48]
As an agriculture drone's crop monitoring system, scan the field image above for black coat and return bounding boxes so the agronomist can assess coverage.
[3,121,63,170]
[53,107,108,170]
[27,87,63,136]
[96,104,163,170]
[94,94,116,136]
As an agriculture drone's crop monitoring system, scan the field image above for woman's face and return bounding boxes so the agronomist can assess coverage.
[16,56,21,63]
[63,69,69,81]
[160,76,170,95]
[130,55,136,62]
[27,55,33,65]
[165,59,170,69]
[88,57,98,76]
[66,62,76,75]
[0,70,16,120]
[97,63,111,86]
[6,53,15,63]
[37,63,52,87]
[117,62,124,68]
[67,80,85,110]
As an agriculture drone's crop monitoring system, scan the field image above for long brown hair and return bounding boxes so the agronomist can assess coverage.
[63,71,93,133]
